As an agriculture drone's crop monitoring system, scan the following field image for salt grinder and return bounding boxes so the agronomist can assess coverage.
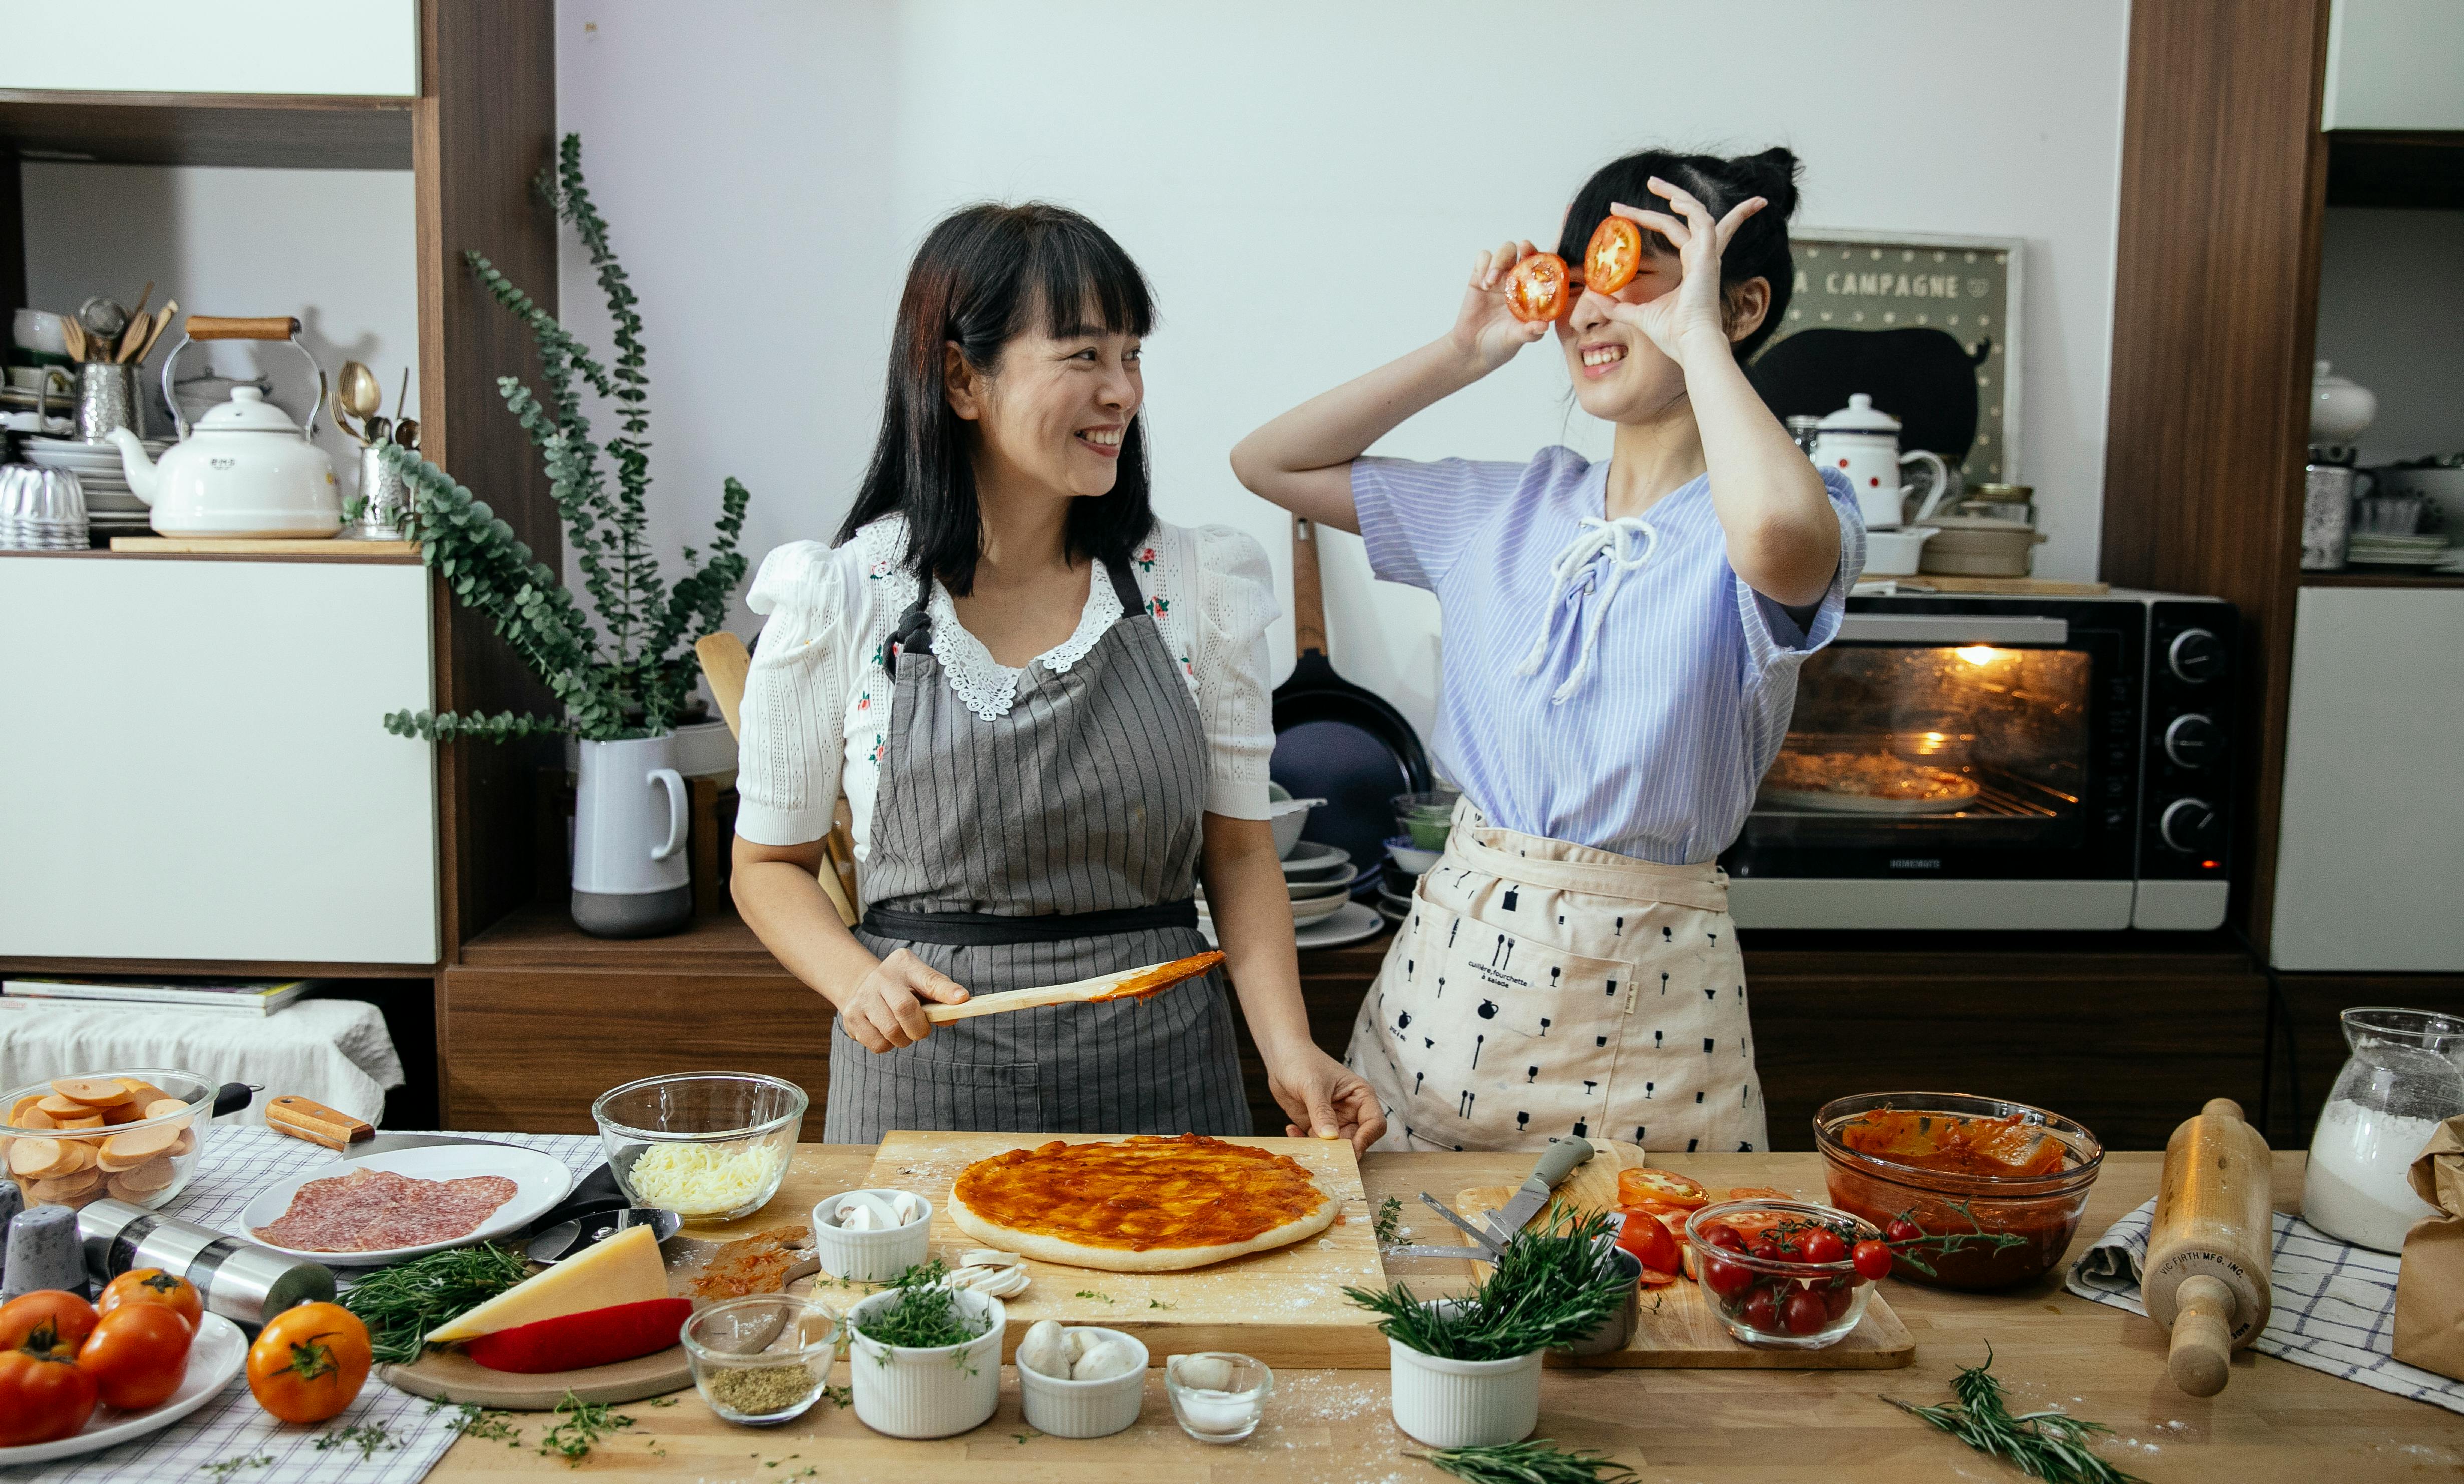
[78,1198,336,1329]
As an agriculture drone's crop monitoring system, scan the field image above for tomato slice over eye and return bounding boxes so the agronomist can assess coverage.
[1584,216,1645,297]
[1504,252,1573,323]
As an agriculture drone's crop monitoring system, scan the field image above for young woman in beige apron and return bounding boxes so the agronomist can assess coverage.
[1232,148,1864,1152]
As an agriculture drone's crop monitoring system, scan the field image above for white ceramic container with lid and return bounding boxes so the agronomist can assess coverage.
[1813,394,1951,531]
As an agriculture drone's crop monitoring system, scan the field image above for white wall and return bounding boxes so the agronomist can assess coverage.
[22,164,419,505]
[2314,207,2464,464]
[553,0,2128,739]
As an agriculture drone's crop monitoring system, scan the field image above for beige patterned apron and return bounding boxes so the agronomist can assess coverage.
[1347,799,1766,1155]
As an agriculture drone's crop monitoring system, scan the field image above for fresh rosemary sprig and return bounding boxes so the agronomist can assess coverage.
[1345,1205,1626,1362]
[1883,1346,2146,1484]
[1885,1199,2031,1279]
[342,1242,534,1364]
[856,1261,986,1349]
[1411,1439,1640,1484]
[536,1390,635,1465]
[1374,1195,1404,1246]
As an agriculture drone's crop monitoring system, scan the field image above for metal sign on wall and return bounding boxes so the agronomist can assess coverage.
[1749,231,2024,484]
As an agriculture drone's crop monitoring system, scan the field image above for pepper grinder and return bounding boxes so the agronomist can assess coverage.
[78,1199,335,1329]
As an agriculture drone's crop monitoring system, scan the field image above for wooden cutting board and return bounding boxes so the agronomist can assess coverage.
[1453,1140,1913,1370]
[864,1130,1390,1368]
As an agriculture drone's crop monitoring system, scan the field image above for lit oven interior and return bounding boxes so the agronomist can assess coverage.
[1744,645,2093,848]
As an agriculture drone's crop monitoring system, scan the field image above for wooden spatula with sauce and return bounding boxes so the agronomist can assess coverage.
[923,951,1225,1024]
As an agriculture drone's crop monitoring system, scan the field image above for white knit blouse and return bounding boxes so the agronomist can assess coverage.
[734,514,1281,857]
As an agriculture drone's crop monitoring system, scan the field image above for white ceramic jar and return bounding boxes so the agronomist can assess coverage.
[846,1288,1006,1439]
[810,1190,933,1282]
[1812,394,1951,531]
[1387,1336,1542,1448]
[2310,361,2378,446]
[571,733,692,938]
[1018,1326,1149,1438]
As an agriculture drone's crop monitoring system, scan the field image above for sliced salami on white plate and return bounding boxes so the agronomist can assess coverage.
[240,1144,574,1266]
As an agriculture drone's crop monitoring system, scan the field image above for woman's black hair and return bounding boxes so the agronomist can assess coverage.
[1556,146,1801,361]
[836,201,1156,595]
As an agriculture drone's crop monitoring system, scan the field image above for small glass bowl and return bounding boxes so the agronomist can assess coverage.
[1164,1352,1271,1444]
[592,1072,808,1224]
[1390,789,1461,851]
[1814,1091,2102,1290]
[681,1294,841,1425]
[1684,1199,1881,1350]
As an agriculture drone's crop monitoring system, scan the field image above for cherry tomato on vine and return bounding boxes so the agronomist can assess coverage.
[1737,1286,1782,1334]
[246,1303,370,1425]
[0,1292,97,1356]
[1783,1288,1831,1336]
[1702,1252,1754,1300]
[1822,1282,1857,1321]
[99,1270,202,1332]
[1852,1240,1896,1281]
[1699,1221,1747,1253]
[1885,1217,1923,1244]
[1583,215,1646,297]
[1504,252,1573,323]
[0,1348,96,1447]
[1801,1227,1849,1266]
[78,1304,193,1412]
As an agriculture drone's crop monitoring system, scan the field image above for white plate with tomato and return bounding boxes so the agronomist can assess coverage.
[0,1297,246,1465]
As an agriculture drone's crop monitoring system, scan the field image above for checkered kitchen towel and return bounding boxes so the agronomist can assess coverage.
[4,1127,607,1484]
[2067,1197,2464,1414]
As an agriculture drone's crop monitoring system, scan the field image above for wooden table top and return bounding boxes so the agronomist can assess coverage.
[425,1147,2464,1482]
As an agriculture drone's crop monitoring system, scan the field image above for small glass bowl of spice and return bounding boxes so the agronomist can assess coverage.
[682,1294,841,1425]
[1164,1351,1271,1444]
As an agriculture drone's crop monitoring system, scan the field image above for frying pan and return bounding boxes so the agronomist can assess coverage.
[1270,515,1431,883]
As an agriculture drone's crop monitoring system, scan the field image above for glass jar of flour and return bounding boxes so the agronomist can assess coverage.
[2303,1008,2464,1252]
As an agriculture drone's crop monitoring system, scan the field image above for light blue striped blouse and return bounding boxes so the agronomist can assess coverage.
[1352,450,1865,864]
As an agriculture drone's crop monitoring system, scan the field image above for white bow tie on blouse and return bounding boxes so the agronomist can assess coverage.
[1514,514,1661,704]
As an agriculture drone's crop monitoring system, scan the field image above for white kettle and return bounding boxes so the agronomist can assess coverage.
[1812,393,1952,531]
[107,315,339,538]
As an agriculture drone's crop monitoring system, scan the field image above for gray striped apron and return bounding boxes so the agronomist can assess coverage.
[822,556,1252,1143]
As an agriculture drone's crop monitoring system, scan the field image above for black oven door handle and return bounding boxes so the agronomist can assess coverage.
[1839,615,2071,644]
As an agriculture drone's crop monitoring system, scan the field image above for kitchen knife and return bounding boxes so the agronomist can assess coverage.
[1383,1190,1512,1263]
[1482,1136,1596,1244]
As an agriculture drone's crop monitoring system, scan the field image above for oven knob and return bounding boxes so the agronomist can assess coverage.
[2159,797,2221,853]
[2164,713,2224,768]
[2168,628,2225,683]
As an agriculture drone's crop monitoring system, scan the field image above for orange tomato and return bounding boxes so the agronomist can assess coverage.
[0,1291,98,1356]
[1583,215,1645,297]
[1722,1186,1793,1203]
[77,1304,193,1412]
[99,1270,202,1332]
[1503,252,1573,323]
[0,1348,96,1446]
[1616,1167,1708,1210]
[246,1303,369,1424]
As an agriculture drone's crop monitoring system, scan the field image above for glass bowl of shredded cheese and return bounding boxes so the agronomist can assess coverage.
[593,1072,808,1223]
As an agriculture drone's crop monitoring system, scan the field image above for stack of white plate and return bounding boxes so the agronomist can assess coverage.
[21,435,167,536]
[2346,532,2453,567]
[1196,840,1385,949]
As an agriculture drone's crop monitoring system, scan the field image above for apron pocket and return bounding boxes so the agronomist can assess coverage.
[851,1037,1044,1133]
[1372,894,1639,1149]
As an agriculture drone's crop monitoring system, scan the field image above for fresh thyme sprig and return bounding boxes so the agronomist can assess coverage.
[1345,1205,1626,1362]
[342,1242,534,1364]
[1883,1346,2146,1484]
[1410,1438,1640,1484]
[1373,1195,1404,1245]
[536,1391,635,1466]
[856,1261,986,1350]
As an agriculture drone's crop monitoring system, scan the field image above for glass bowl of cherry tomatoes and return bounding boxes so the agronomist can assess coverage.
[1682,1199,1890,1350]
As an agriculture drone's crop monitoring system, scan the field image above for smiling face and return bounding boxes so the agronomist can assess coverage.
[948,309,1143,503]
[1555,242,1692,423]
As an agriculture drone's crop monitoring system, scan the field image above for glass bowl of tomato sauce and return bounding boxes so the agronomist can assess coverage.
[1683,1199,1887,1349]
[1813,1092,2103,1291]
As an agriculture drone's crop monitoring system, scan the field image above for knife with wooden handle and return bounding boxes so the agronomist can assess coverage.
[922,951,1225,1024]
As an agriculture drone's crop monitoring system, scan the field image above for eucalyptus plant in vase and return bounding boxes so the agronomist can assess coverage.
[381,134,751,939]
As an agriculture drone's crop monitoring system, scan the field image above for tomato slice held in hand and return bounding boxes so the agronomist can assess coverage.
[1504,252,1573,323]
[99,1270,202,1332]
[246,1303,371,1425]
[1583,215,1646,298]
[78,1303,194,1412]
[0,1348,97,1447]
[1613,1206,1681,1273]
[0,1291,98,1356]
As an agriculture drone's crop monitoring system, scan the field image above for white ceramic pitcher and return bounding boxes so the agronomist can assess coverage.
[571,733,692,938]
[1813,394,1951,530]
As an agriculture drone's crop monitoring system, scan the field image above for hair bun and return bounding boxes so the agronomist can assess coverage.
[1744,146,1802,217]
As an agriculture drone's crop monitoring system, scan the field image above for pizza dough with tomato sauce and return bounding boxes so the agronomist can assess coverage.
[947,1134,1337,1273]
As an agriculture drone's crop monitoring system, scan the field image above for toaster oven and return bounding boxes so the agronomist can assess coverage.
[1723,591,2235,931]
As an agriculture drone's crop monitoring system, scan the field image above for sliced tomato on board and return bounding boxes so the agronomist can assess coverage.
[1723,1186,1792,1203]
[1613,1207,1681,1274]
[1583,216,1646,297]
[1636,1264,1681,1288]
[1503,252,1573,323]
[1617,1168,1709,1210]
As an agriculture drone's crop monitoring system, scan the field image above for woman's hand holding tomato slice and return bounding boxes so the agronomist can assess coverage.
[1450,240,1560,372]
[1594,176,1766,364]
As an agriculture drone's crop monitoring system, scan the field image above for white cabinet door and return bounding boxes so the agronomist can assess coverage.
[2270,587,2464,971]
[2324,0,2464,131]
[0,2,418,97]
[0,558,439,965]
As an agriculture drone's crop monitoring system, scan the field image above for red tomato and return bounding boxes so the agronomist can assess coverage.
[1504,252,1572,323]
[99,1270,202,1332]
[1636,1264,1680,1288]
[1702,1252,1754,1300]
[1885,1217,1923,1244]
[78,1304,194,1412]
[1783,1288,1831,1335]
[0,1347,97,1446]
[1852,1240,1895,1282]
[1613,1208,1680,1273]
[1823,1282,1857,1321]
[1582,216,1646,298]
[246,1303,370,1425]
[1736,1285,1782,1334]
[0,1291,98,1356]
[1801,1228,1849,1265]
[1698,1222,1747,1253]
[1617,1168,1710,1210]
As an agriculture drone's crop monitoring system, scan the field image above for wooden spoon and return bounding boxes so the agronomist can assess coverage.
[114,315,147,363]
[137,303,176,363]
[922,951,1226,1024]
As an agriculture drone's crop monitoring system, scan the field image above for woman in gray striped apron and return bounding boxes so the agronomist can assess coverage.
[732,202,1383,1151]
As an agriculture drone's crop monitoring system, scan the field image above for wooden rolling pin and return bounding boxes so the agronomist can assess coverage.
[2145,1097,2274,1396]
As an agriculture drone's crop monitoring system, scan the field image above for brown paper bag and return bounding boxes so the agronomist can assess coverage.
[2393,1116,2464,1379]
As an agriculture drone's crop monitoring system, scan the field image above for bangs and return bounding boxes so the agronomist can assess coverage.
[1016,218,1155,341]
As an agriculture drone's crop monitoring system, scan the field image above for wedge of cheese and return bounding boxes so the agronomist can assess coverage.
[427,1224,669,1343]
